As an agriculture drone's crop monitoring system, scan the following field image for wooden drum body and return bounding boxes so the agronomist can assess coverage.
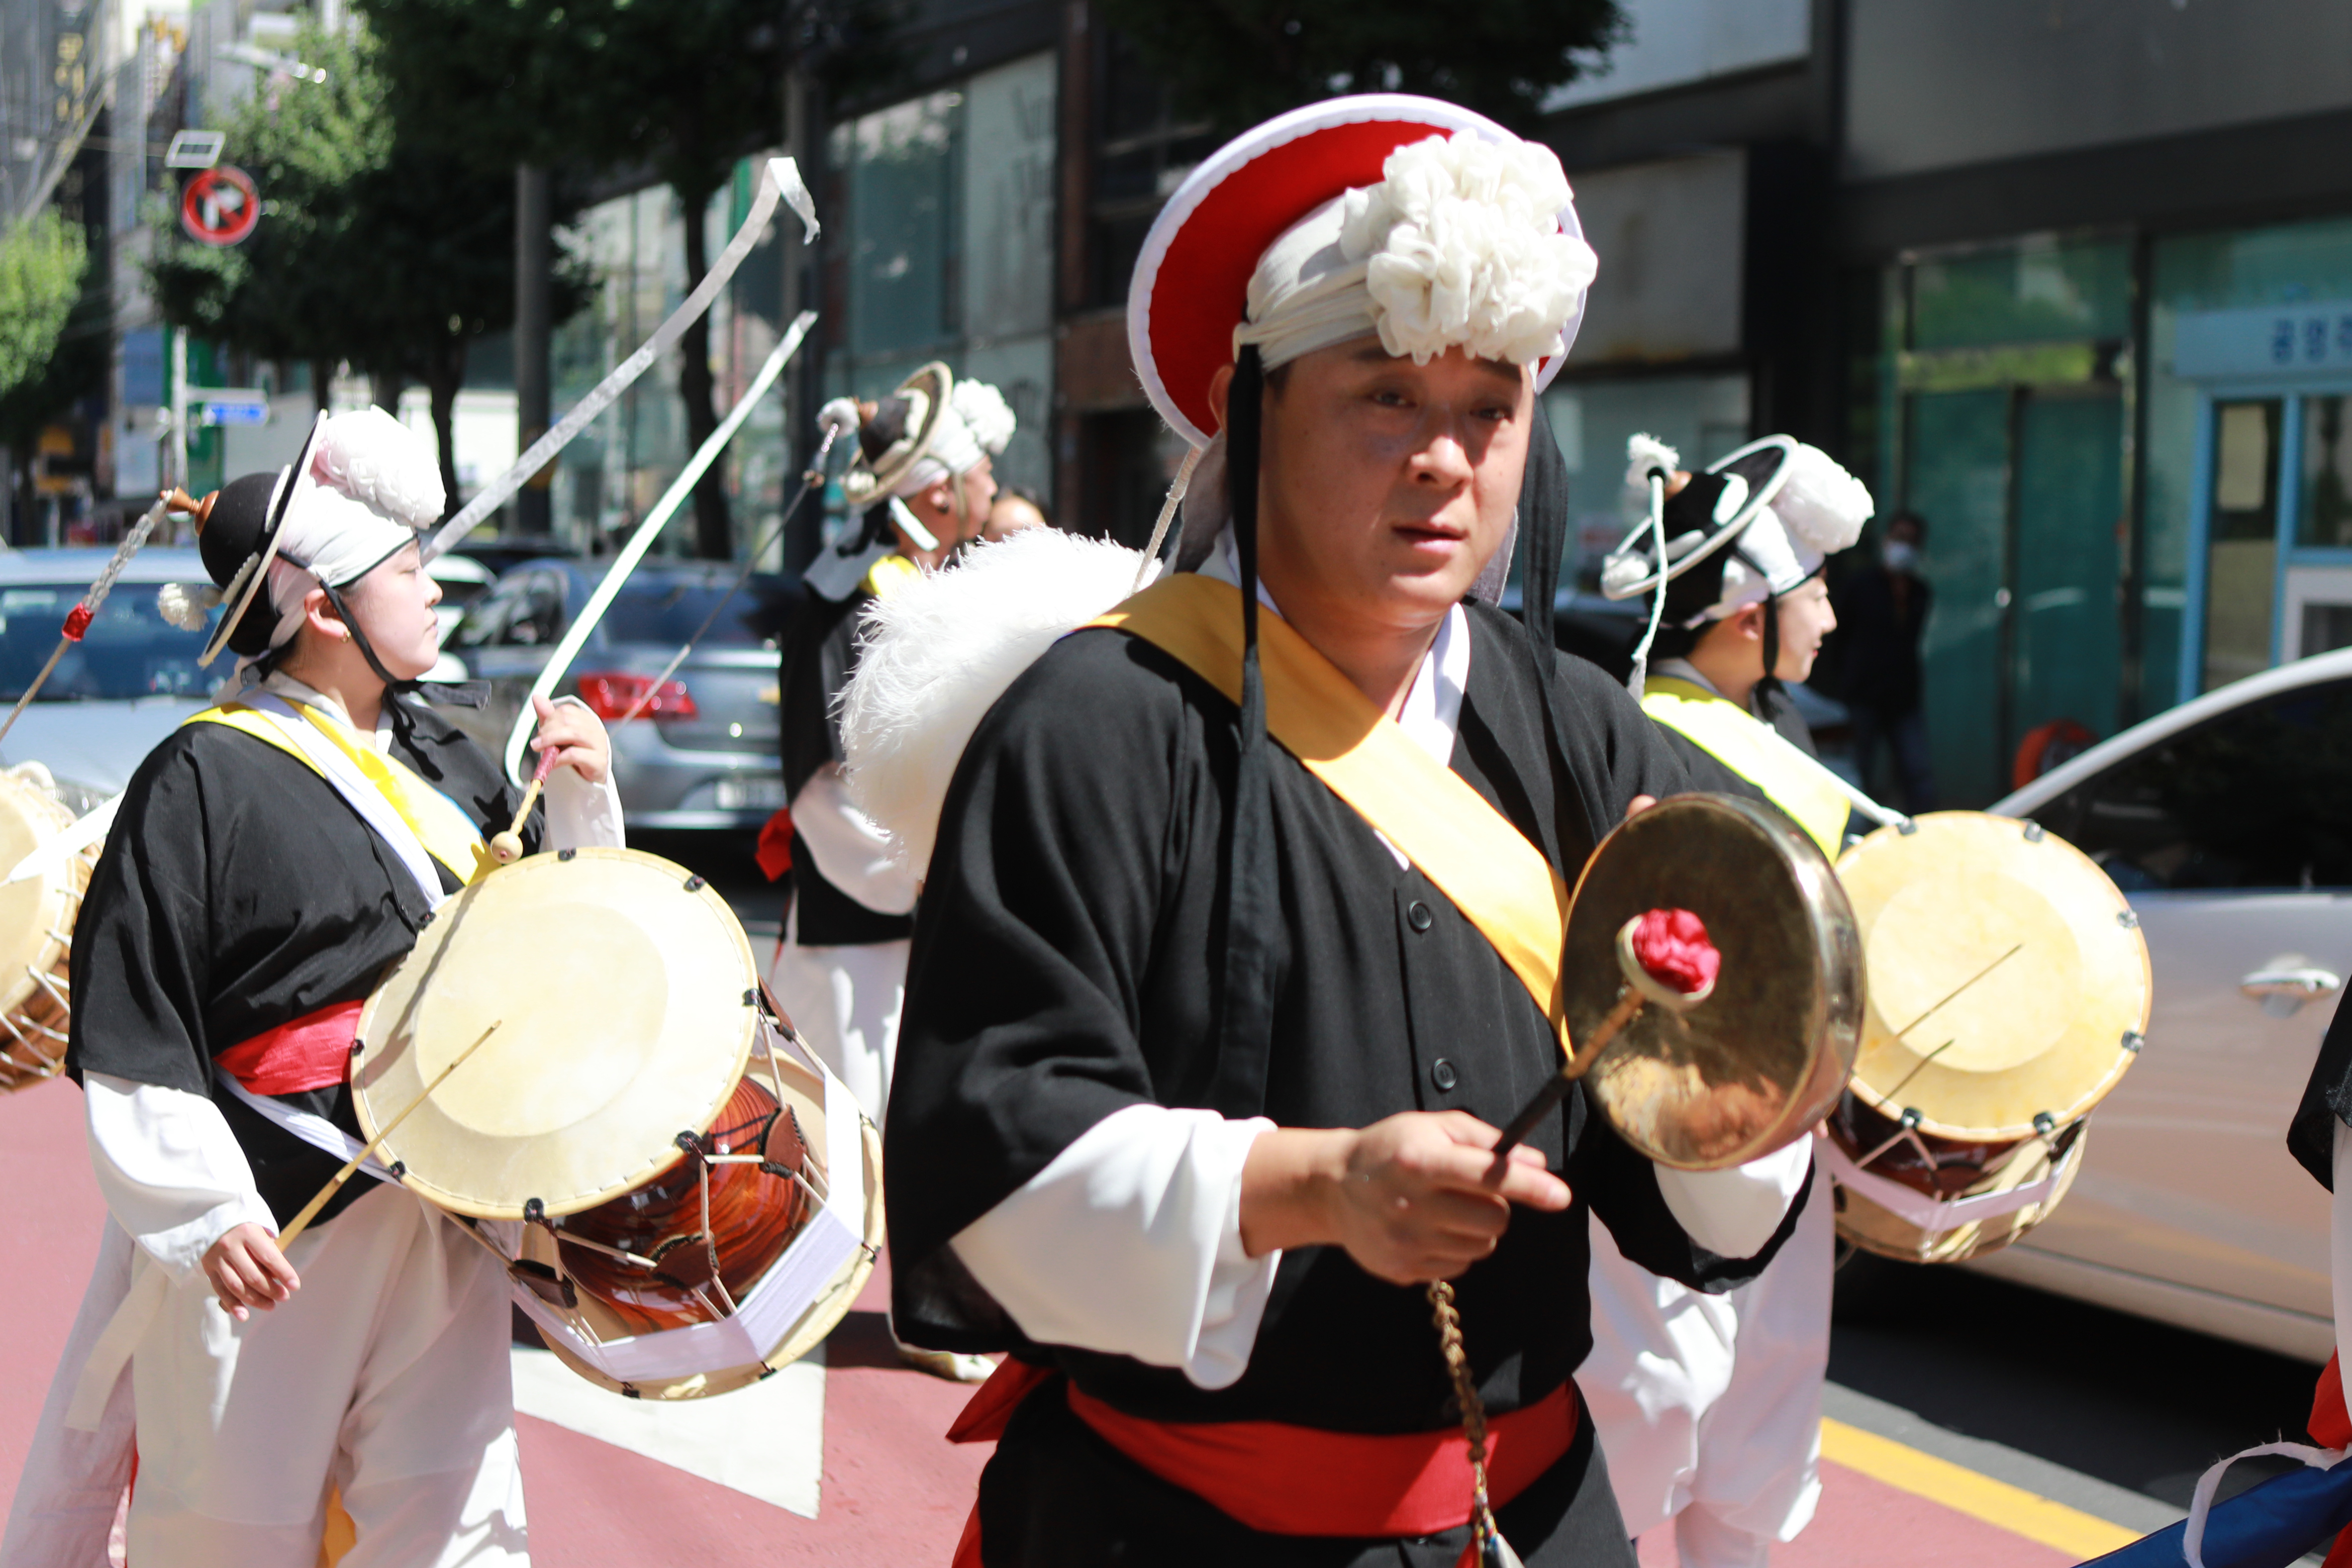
[1823,812,2149,1262]
[354,847,880,1399]
[0,767,92,1093]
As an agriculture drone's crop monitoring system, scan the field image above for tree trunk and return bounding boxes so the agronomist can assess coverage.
[369,368,406,419]
[311,358,334,416]
[428,337,467,518]
[676,179,731,561]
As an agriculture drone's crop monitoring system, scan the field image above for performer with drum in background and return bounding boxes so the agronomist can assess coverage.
[1,408,622,1568]
[773,366,1013,1385]
[877,98,1828,1567]
[1584,432,1872,1568]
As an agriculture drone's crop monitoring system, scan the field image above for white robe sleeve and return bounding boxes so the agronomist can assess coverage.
[2331,1121,2352,1375]
[1652,1136,1815,1261]
[792,763,918,915]
[83,1072,276,1278]
[540,694,626,851]
[950,1104,1280,1390]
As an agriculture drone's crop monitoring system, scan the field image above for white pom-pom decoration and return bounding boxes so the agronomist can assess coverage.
[1771,443,1874,555]
[818,396,862,440]
[1625,433,1681,491]
[840,527,1153,874]
[1335,131,1597,369]
[950,380,1017,456]
[157,582,221,631]
[311,407,445,528]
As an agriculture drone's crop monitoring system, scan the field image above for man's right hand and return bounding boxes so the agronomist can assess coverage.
[1240,1111,1572,1286]
[203,1222,299,1320]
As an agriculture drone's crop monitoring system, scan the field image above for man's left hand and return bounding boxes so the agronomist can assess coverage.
[531,695,612,785]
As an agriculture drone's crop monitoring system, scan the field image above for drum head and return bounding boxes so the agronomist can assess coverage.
[1567,793,1863,1169]
[354,847,760,1220]
[0,769,76,1012]
[1837,812,2150,1141]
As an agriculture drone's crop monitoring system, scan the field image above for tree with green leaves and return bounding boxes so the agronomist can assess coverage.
[146,22,582,507]
[1094,0,1627,134]
[0,211,88,398]
[357,0,898,558]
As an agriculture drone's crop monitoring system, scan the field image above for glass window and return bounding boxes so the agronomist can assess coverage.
[0,586,208,701]
[2201,399,2280,692]
[456,572,565,649]
[1910,237,2130,351]
[2300,395,2352,548]
[601,575,794,649]
[2041,678,2352,891]
[838,92,963,358]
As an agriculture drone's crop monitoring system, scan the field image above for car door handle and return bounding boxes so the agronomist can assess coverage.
[2241,965,2343,1017]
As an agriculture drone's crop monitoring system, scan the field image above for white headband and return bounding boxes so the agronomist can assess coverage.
[262,406,445,646]
[1233,131,1597,373]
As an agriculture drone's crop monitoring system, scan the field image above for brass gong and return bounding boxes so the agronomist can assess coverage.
[1565,794,1863,1170]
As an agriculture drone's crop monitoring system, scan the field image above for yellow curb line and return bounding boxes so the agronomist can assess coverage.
[1821,1417,2140,1558]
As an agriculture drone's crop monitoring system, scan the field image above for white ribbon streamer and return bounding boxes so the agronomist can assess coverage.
[425,156,820,561]
[498,314,813,785]
[2181,1439,2350,1568]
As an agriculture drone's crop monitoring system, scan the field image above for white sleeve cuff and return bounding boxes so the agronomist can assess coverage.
[541,696,625,851]
[791,764,919,914]
[1654,1136,1814,1261]
[951,1104,1280,1389]
[84,1073,275,1279]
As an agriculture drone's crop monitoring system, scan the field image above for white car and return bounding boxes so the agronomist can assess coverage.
[1963,650,2352,1362]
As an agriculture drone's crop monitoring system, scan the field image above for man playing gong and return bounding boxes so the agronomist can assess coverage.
[2,409,621,1567]
[883,97,1816,1566]
[1583,434,1872,1566]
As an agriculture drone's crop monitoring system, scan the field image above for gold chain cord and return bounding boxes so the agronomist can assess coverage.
[1426,1279,1501,1550]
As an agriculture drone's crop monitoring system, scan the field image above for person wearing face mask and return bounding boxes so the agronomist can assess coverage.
[1586,434,1873,1568]
[1,408,623,1568]
[1833,511,1935,813]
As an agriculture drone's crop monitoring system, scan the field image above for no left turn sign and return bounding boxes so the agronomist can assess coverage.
[180,165,260,246]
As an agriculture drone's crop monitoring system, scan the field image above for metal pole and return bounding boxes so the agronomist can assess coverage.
[169,326,186,491]
[514,163,552,536]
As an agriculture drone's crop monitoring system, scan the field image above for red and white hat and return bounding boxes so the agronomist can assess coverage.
[1127,94,1595,448]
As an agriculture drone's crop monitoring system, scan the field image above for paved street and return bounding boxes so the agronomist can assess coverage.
[0,833,2332,1567]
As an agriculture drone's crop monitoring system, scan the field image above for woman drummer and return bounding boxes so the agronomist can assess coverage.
[1,409,621,1568]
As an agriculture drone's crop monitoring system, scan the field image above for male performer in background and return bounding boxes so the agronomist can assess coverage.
[883,100,1815,1566]
[1585,433,1872,1566]
[773,366,1013,1384]
[1,409,622,1567]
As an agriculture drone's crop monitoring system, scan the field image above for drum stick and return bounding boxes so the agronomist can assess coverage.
[489,749,558,865]
[1490,989,1646,1160]
[274,1020,503,1250]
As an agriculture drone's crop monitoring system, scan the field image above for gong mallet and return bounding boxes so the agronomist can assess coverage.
[489,747,558,864]
[274,1020,504,1249]
[1490,909,1720,1159]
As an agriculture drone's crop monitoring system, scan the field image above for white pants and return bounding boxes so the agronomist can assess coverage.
[11,1183,527,1568]
[767,905,908,1129]
[1583,1164,1836,1568]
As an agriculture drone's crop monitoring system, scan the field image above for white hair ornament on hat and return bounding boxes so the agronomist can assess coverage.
[904,377,1017,494]
[1235,131,1596,375]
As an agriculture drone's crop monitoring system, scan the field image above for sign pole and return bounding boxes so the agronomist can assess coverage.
[169,328,187,493]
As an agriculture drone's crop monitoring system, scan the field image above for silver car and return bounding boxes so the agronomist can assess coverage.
[0,546,219,804]
[442,557,796,829]
[1963,649,2352,1362]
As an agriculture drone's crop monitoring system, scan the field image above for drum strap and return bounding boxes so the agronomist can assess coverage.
[1640,676,1854,854]
[184,698,489,893]
[1088,575,1572,1055]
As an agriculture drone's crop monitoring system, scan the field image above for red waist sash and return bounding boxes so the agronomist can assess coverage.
[213,999,364,1096]
[948,1358,1578,1562]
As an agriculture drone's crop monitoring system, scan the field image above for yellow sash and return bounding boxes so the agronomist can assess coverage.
[1087,575,1572,1055]
[1640,676,1850,855]
[185,704,491,885]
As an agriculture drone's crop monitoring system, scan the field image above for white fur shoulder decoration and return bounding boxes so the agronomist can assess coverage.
[840,527,1154,874]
